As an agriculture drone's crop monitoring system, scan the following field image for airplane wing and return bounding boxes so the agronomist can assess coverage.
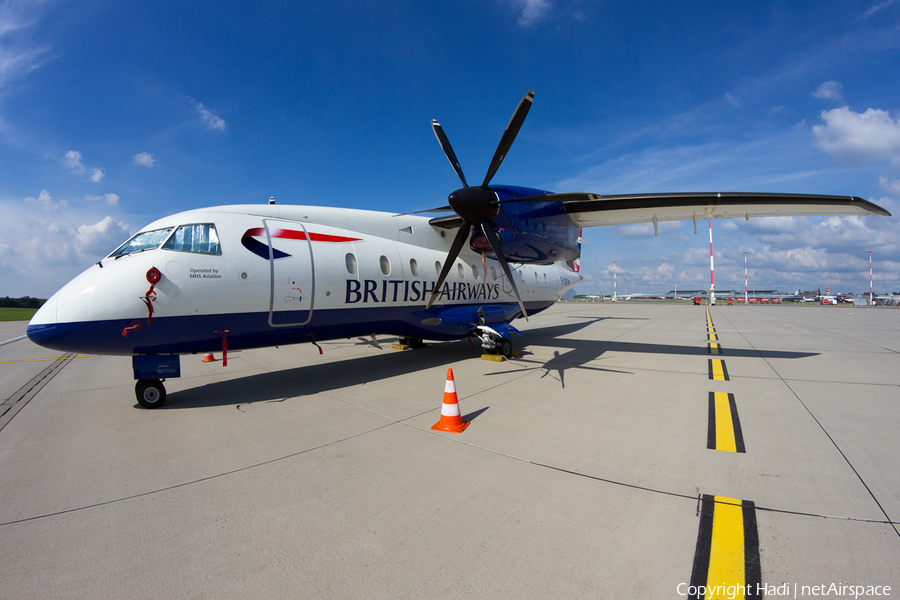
[544,192,890,228]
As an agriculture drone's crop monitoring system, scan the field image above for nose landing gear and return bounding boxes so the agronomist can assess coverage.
[135,379,166,409]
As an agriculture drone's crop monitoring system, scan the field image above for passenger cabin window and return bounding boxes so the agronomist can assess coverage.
[162,224,221,255]
[109,227,174,258]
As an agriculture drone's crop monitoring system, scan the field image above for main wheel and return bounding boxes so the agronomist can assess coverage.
[135,379,166,409]
[497,339,512,358]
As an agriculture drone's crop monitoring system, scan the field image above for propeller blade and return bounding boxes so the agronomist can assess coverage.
[480,222,528,320]
[432,120,468,188]
[426,224,471,310]
[481,90,534,188]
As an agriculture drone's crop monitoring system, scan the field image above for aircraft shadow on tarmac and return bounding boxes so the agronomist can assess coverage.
[494,315,819,389]
[162,339,489,409]
[161,316,817,408]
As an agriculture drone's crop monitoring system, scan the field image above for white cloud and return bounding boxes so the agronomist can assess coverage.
[74,216,129,257]
[879,176,900,198]
[857,0,898,20]
[86,193,120,206]
[813,107,900,163]
[812,81,843,102]
[132,151,156,167]
[64,150,83,170]
[0,200,130,296]
[196,101,226,131]
[0,3,51,95]
[24,189,66,212]
[512,0,552,27]
[65,150,105,182]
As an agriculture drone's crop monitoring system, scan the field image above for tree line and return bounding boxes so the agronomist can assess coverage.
[0,296,46,309]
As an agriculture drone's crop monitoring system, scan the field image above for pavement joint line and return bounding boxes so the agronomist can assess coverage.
[0,355,97,365]
[4,393,898,529]
[0,334,27,346]
[772,311,900,356]
[713,308,900,539]
[1,352,77,433]
[6,306,897,533]
[0,419,400,528]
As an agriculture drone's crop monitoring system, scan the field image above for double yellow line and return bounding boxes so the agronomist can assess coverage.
[707,392,745,453]
[689,495,761,599]
[690,309,760,598]
[706,308,727,376]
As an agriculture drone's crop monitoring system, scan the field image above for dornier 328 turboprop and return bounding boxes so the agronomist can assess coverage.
[27,90,891,408]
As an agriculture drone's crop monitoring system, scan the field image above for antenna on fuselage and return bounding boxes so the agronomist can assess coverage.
[269,196,275,204]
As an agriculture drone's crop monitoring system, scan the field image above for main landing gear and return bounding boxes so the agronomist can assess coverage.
[474,308,515,358]
[135,379,166,409]
[475,326,513,358]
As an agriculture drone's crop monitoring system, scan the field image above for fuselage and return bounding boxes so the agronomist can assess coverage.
[27,203,582,356]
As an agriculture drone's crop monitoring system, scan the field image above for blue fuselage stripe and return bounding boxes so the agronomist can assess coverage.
[27,301,555,356]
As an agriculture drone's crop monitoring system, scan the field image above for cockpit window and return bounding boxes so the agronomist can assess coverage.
[109,228,174,258]
[162,224,221,255]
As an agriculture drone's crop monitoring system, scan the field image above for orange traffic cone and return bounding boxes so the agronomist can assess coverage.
[202,353,216,362]
[431,368,470,433]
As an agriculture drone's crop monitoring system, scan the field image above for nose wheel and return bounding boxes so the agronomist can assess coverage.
[135,379,167,409]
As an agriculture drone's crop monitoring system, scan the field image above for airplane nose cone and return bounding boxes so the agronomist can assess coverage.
[26,294,60,350]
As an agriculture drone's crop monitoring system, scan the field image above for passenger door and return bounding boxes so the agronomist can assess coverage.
[263,219,315,327]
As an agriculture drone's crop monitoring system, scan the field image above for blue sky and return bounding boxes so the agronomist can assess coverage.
[1,0,898,299]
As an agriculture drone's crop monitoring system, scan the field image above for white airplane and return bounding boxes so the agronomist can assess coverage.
[27,91,891,408]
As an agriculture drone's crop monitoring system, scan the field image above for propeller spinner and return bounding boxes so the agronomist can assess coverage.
[427,90,534,319]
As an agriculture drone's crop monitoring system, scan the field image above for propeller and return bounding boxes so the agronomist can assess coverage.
[426,90,534,319]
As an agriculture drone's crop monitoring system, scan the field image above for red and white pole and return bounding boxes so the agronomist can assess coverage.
[744,251,748,303]
[612,260,617,301]
[709,218,715,305]
[869,250,873,305]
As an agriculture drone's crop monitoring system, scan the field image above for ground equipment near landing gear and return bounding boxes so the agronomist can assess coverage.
[398,337,426,349]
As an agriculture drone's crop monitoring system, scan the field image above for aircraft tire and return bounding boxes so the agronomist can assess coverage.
[135,379,166,409]
[498,339,512,358]
[408,338,425,349]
